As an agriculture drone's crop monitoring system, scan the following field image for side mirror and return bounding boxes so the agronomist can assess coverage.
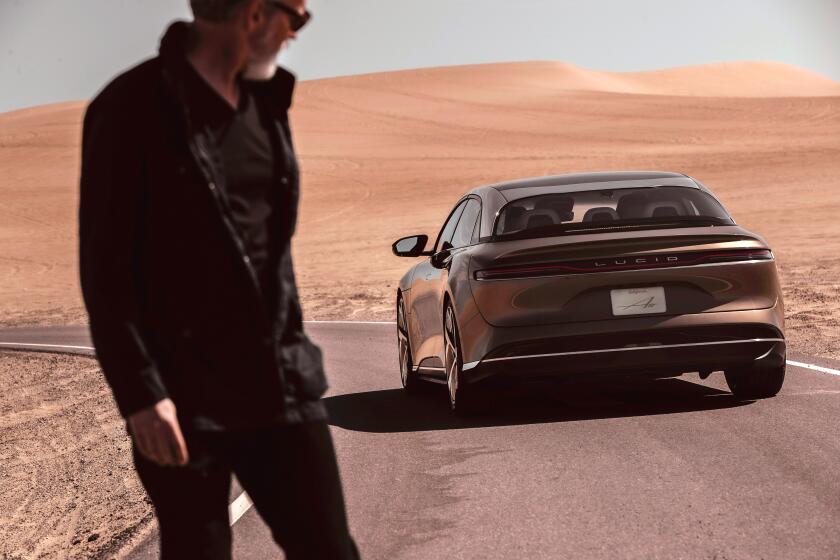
[392,234,429,257]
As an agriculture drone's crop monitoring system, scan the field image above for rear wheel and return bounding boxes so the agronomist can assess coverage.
[724,363,785,399]
[397,296,421,394]
[444,302,478,415]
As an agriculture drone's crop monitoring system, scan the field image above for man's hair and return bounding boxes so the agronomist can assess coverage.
[190,0,253,22]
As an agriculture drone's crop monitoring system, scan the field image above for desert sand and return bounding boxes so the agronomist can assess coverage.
[2,60,839,352]
[0,351,153,559]
[1,61,840,558]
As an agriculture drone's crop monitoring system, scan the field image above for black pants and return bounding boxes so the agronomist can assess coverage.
[132,419,359,560]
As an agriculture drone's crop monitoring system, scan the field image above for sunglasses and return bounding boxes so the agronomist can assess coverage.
[268,1,312,32]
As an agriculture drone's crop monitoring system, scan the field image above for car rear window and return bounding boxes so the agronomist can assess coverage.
[493,186,734,239]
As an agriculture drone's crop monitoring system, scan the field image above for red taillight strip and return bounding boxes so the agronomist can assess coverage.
[474,249,772,280]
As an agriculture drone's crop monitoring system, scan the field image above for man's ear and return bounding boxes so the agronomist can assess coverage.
[241,0,266,31]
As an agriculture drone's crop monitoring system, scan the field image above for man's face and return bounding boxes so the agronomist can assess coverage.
[244,0,308,79]
[270,0,308,46]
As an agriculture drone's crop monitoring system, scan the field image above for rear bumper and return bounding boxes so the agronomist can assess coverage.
[458,300,785,384]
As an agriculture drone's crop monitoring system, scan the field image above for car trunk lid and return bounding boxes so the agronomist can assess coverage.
[468,226,779,327]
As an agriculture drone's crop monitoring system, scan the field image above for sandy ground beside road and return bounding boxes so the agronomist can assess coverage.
[0,61,839,558]
[0,352,152,559]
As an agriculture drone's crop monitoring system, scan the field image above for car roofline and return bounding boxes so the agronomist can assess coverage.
[490,171,687,190]
[490,178,700,202]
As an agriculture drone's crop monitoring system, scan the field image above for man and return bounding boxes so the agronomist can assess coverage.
[78,1,359,558]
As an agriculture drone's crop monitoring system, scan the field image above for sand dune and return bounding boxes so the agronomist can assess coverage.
[315,60,840,99]
[543,60,840,97]
[610,61,840,97]
[1,61,839,358]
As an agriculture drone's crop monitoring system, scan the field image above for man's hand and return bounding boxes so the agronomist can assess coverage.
[127,398,190,466]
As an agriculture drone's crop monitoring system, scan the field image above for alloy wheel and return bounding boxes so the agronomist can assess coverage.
[444,304,460,409]
[397,297,418,393]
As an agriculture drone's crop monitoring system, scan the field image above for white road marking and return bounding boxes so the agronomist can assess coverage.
[305,320,396,324]
[229,491,254,525]
[0,321,395,353]
[786,360,840,377]
[0,342,94,351]
[2,339,839,379]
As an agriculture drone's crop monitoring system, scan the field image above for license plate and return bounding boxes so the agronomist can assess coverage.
[610,286,666,316]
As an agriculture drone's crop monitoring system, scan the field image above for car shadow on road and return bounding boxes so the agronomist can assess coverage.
[324,377,752,433]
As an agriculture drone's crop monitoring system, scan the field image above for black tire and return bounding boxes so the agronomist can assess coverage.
[724,363,785,399]
[397,296,421,395]
[443,302,479,415]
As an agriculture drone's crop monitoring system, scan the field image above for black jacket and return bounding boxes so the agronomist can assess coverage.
[79,22,327,429]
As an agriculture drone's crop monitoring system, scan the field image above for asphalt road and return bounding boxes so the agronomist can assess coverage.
[2,323,840,559]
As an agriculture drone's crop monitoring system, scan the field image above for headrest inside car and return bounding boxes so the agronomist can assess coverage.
[582,207,620,222]
[526,213,554,230]
[522,208,561,230]
[534,195,574,214]
[646,201,682,217]
[616,192,649,219]
[652,206,679,217]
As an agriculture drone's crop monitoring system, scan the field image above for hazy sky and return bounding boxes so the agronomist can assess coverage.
[1,0,838,113]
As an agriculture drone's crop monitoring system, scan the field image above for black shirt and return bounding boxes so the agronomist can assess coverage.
[80,21,328,433]
[183,63,280,305]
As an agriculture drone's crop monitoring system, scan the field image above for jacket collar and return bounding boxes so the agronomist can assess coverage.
[158,20,296,118]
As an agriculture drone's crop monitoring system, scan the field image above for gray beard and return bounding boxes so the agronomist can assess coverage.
[243,55,278,80]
